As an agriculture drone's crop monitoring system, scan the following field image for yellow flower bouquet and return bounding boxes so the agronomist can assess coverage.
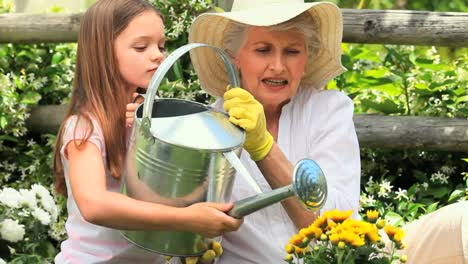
[284,209,407,264]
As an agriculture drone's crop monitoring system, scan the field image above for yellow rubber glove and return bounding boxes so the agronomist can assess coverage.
[223,87,274,161]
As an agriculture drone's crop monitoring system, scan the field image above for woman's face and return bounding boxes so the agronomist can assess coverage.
[114,10,165,92]
[234,26,308,111]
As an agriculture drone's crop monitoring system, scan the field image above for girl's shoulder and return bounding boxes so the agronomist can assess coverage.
[62,114,105,154]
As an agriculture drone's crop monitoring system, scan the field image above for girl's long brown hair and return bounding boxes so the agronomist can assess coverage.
[53,0,161,196]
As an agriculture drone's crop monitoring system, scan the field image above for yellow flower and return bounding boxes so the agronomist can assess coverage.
[312,215,328,229]
[338,241,346,249]
[329,233,340,244]
[201,250,216,262]
[294,246,309,256]
[393,229,405,243]
[289,234,305,247]
[284,254,293,262]
[327,220,337,230]
[384,225,398,239]
[376,219,386,229]
[400,254,408,263]
[324,209,353,223]
[285,244,295,254]
[212,241,223,257]
[184,257,198,264]
[366,209,379,222]
[365,227,381,243]
[300,225,323,239]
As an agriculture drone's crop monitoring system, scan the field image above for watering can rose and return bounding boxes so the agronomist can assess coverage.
[284,209,408,264]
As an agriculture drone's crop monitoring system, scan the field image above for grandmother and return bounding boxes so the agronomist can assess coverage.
[189,0,360,262]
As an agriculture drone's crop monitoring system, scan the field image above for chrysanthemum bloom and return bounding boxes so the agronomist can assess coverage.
[383,225,399,239]
[201,250,216,262]
[329,233,340,244]
[285,244,295,254]
[376,219,386,229]
[212,241,223,256]
[393,229,405,243]
[299,225,322,239]
[294,246,309,257]
[284,254,293,262]
[338,241,346,249]
[366,209,379,223]
[184,256,198,264]
[289,234,305,247]
[312,215,328,229]
[400,254,408,263]
[364,225,381,243]
[324,209,353,223]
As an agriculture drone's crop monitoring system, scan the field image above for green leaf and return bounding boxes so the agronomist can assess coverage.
[414,58,449,71]
[51,52,64,64]
[384,211,404,226]
[456,95,468,104]
[429,186,450,199]
[361,99,404,114]
[448,190,464,203]
[426,202,440,214]
[0,134,18,142]
[20,92,41,104]
[0,115,7,128]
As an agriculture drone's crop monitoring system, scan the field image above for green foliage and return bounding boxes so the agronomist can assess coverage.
[332,44,468,117]
[146,0,213,103]
[333,44,468,222]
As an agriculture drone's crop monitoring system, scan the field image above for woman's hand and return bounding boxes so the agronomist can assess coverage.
[223,87,274,161]
[183,202,243,238]
[126,93,144,128]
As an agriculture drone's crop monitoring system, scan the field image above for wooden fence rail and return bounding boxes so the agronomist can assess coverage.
[1,9,468,46]
[27,105,468,152]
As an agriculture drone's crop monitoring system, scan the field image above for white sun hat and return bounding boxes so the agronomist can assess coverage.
[188,0,347,97]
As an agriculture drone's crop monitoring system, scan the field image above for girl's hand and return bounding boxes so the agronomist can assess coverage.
[184,202,243,238]
[126,92,144,128]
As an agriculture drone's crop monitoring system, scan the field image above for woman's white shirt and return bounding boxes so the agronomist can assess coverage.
[214,88,361,263]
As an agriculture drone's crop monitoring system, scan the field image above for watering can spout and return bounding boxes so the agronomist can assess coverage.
[228,159,327,218]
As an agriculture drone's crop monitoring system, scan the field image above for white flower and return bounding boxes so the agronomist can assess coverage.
[0,188,21,208]
[19,189,37,208]
[430,171,447,184]
[0,219,25,243]
[0,257,6,264]
[422,182,429,190]
[31,184,58,220]
[439,174,449,185]
[32,207,51,225]
[395,188,408,201]
[377,180,393,198]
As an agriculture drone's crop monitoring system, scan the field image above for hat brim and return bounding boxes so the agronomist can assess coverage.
[189,2,346,97]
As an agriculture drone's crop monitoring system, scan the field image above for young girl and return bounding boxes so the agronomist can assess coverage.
[53,0,242,263]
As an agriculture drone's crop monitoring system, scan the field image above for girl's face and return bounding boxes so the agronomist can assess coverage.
[114,10,165,92]
[234,27,308,112]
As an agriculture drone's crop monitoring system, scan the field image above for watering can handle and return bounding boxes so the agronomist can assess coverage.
[142,43,241,126]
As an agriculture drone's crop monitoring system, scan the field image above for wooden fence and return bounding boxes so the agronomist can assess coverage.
[1,9,468,151]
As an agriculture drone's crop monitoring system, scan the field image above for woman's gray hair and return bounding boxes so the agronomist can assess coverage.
[223,12,320,86]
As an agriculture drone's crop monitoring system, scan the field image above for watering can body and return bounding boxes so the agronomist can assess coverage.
[120,44,244,257]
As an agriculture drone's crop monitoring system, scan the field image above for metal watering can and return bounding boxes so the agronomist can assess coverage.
[120,43,328,257]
